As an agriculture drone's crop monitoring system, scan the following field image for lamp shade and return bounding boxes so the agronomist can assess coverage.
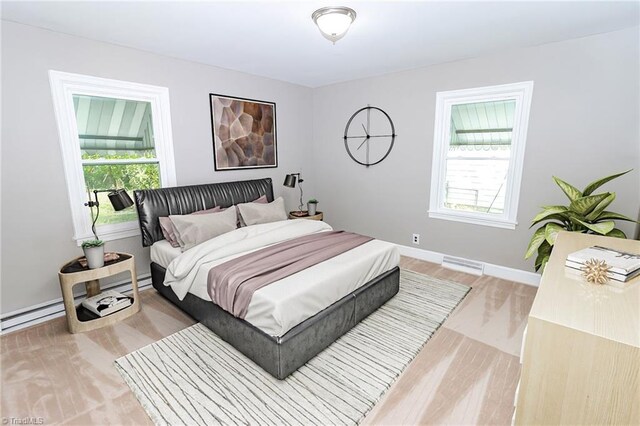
[312,7,357,43]
[108,189,134,211]
[283,174,297,188]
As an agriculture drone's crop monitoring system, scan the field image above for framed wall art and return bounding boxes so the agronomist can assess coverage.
[209,94,278,171]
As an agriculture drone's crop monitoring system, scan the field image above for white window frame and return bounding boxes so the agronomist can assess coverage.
[49,71,177,244]
[428,81,534,229]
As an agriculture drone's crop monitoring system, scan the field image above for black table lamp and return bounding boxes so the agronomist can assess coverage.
[283,173,305,212]
[84,189,134,240]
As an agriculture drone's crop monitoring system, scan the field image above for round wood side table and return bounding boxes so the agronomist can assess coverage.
[288,211,324,221]
[58,252,141,333]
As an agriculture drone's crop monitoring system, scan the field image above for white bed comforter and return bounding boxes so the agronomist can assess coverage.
[163,219,399,336]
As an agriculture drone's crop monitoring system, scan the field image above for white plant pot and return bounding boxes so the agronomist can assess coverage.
[83,245,105,269]
[307,202,318,216]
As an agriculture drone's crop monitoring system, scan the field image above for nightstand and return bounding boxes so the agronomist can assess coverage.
[58,252,141,333]
[288,211,324,221]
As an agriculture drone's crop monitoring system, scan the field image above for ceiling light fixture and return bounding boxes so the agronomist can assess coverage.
[311,6,357,44]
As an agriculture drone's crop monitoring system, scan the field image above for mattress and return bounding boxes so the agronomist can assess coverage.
[150,220,399,337]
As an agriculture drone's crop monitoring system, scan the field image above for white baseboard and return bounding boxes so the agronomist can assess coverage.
[397,244,540,287]
[0,275,153,335]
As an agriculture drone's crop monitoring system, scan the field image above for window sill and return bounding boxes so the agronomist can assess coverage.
[74,224,141,246]
[428,210,517,230]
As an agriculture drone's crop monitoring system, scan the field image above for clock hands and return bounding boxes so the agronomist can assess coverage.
[357,122,370,150]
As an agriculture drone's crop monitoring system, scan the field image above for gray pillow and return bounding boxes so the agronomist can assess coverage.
[237,196,287,226]
[169,206,238,251]
[238,194,268,227]
[159,206,223,247]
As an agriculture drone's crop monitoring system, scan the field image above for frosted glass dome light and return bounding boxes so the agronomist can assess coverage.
[312,7,357,44]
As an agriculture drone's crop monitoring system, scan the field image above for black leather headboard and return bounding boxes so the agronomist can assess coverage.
[134,178,274,247]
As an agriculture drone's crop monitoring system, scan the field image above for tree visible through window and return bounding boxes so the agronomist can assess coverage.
[74,95,161,226]
[50,71,176,243]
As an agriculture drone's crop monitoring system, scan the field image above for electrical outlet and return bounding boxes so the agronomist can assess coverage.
[412,233,420,245]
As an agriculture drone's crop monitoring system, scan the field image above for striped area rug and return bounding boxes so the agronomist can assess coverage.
[115,269,469,425]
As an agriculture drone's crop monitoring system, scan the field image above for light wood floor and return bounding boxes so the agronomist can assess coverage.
[1,257,536,425]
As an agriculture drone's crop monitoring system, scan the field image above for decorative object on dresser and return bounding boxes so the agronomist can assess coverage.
[515,231,640,425]
[58,252,141,333]
[307,198,318,215]
[283,172,305,212]
[115,269,470,425]
[82,289,132,317]
[344,105,396,167]
[209,94,277,170]
[565,245,640,284]
[525,169,636,273]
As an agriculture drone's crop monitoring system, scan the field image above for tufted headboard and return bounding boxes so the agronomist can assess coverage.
[134,178,274,247]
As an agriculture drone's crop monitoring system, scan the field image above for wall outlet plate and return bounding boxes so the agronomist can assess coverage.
[412,233,420,245]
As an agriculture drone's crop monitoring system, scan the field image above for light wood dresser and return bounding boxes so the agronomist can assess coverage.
[514,231,639,425]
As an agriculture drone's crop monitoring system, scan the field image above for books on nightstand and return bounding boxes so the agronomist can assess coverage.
[81,290,132,317]
[565,246,640,283]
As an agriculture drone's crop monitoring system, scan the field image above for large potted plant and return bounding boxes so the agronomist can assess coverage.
[82,239,105,269]
[525,170,636,272]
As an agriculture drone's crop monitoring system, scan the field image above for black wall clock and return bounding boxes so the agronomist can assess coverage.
[343,106,396,167]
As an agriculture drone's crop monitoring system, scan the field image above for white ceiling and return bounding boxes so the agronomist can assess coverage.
[2,1,639,88]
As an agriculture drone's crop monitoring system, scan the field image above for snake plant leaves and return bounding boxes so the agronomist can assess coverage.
[525,226,547,259]
[544,223,564,246]
[606,228,627,238]
[573,218,615,235]
[569,193,611,216]
[553,176,582,201]
[585,192,616,221]
[582,169,631,196]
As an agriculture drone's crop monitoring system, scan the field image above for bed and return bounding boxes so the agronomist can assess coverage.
[134,178,400,379]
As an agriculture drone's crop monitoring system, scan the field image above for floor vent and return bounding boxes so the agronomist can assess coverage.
[441,255,485,275]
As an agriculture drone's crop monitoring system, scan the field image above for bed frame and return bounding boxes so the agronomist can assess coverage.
[134,178,400,379]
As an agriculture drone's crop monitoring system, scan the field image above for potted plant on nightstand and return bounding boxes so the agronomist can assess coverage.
[307,199,319,216]
[82,239,105,269]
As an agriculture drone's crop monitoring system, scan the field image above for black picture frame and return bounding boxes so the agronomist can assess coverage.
[209,93,278,171]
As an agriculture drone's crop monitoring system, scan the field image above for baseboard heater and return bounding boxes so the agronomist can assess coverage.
[441,255,485,275]
[0,276,152,334]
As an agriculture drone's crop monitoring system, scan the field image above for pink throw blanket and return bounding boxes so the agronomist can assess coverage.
[207,231,373,318]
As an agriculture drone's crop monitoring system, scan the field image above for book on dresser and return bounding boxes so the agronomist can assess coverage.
[565,245,640,281]
[81,290,132,317]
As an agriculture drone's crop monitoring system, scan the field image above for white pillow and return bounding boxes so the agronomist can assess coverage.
[237,196,287,226]
[169,206,237,251]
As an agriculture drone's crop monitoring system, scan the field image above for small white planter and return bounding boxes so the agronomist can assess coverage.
[307,202,318,216]
[83,245,105,269]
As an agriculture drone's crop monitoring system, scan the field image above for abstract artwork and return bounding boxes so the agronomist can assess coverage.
[209,94,277,170]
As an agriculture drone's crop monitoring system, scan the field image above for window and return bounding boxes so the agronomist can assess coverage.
[50,71,176,243]
[429,82,533,229]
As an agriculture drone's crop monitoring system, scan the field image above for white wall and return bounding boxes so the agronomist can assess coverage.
[311,27,640,271]
[2,22,639,315]
[1,22,315,313]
